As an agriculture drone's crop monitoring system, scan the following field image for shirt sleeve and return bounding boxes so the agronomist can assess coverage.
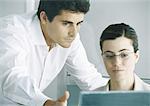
[65,34,108,90]
[0,30,50,106]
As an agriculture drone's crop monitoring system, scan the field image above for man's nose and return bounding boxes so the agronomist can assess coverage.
[69,26,77,37]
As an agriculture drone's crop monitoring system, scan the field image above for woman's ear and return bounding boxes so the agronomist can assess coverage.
[135,50,140,63]
[40,11,48,24]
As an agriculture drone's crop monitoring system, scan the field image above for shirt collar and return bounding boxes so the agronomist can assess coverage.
[107,74,143,91]
[134,74,144,90]
[29,13,47,46]
[105,80,110,91]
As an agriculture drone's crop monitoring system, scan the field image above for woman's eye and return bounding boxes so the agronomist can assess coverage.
[105,55,114,59]
[121,53,128,58]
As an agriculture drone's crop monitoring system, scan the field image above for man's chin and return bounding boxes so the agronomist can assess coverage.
[60,43,71,48]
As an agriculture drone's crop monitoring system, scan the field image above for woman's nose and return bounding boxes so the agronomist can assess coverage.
[112,56,122,66]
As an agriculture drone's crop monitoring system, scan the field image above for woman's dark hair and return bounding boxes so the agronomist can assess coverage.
[37,0,90,22]
[100,23,139,53]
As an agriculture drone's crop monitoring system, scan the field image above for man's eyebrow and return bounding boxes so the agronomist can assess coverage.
[77,20,84,25]
[61,20,84,25]
[61,20,73,24]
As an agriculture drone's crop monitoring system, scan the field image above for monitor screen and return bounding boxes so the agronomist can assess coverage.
[78,91,150,106]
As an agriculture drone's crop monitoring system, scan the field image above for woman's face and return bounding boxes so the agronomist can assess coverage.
[102,36,139,81]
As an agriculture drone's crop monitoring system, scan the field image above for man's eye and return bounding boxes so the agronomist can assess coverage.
[77,22,82,26]
[63,22,69,26]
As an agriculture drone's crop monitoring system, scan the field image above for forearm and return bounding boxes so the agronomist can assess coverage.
[2,73,49,105]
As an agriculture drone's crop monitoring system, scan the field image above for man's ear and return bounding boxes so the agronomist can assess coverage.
[40,11,48,24]
[135,50,140,63]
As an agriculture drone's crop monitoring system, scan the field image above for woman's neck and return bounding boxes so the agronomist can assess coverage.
[109,76,135,91]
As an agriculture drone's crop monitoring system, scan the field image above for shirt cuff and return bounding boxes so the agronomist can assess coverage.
[29,89,51,106]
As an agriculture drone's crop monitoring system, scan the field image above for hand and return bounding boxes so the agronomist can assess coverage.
[44,91,70,106]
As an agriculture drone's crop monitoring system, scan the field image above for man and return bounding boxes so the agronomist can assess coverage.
[96,23,150,91]
[0,0,107,106]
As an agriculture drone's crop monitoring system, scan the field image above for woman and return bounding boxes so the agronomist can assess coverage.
[96,23,150,91]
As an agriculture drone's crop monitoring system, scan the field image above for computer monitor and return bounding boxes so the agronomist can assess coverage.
[78,91,150,106]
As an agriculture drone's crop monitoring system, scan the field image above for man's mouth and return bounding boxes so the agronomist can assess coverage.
[66,38,74,42]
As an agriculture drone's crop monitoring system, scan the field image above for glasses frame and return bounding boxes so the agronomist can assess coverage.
[102,51,135,61]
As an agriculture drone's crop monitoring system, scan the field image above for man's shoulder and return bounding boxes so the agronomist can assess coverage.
[0,11,37,30]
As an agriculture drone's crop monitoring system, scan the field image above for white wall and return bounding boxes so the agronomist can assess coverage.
[0,0,26,16]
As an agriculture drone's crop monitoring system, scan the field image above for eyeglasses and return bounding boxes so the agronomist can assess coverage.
[102,51,134,61]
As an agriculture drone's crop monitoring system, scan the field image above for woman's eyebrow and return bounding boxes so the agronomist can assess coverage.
[103,49,131,54]
[119,49,131,52]
[103,51,114,54]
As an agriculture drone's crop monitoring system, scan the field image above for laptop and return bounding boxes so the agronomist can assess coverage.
[78,91,150,106]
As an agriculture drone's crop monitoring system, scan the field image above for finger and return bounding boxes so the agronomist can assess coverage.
[58,91,70,102]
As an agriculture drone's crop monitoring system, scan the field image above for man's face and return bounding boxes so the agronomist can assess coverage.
[101,36,139,81]
[41,10,84,48]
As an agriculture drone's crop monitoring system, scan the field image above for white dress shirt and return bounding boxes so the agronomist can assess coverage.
[95,74,150,91]
[0,11,107,106]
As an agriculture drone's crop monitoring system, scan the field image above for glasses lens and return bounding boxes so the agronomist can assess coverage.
[102,53,115,60]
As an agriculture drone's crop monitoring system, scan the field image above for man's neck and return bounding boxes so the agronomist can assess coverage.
[40,21,56,51]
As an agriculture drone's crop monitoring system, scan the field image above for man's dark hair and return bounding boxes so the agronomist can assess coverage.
[37,0,90,22]
[100,23,139,53]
